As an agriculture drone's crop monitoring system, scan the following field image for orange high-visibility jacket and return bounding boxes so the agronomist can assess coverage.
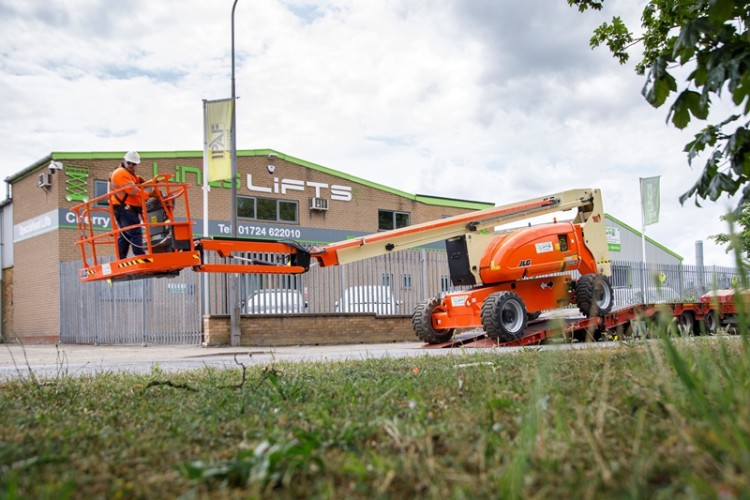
[109,166,149,208]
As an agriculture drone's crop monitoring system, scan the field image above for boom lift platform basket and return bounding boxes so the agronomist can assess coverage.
[72,174,312,282]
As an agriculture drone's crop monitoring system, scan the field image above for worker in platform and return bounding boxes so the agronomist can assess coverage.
[109,151,157,258]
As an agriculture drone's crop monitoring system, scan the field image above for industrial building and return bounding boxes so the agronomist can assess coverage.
[0,149,699,344]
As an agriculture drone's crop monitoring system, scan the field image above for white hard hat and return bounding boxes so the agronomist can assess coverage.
[124,151,141,164]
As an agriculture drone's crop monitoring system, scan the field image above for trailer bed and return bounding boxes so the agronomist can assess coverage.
[424,291,743,348]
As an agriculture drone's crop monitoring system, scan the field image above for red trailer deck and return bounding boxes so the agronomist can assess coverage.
[425,290,744,349]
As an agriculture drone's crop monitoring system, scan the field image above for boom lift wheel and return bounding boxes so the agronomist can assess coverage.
[412,297,455,344]
[481,291,528,342]
[575,273,613,317]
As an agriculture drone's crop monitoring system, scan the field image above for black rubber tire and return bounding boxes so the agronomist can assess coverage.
[412,297,455,344]
[481,291,528,342]
[609,322,633,341]
[527,311,542,321]
[677,311,696,336]
[703,309,720,334]
[574,325,604,343]
[576,274,614,317]
[650,311,673,338]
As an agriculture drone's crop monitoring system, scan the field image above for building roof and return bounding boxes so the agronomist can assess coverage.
[605,213,683,262]
[6,149,495,211]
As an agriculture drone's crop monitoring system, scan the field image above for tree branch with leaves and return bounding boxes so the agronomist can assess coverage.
[710,202,750,259]
[568,0,750,209]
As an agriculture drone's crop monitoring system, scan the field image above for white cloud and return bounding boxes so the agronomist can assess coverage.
[0,0,741,267]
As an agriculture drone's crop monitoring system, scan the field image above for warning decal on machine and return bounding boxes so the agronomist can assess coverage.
[451,295,468,307]
[535,241,554,253]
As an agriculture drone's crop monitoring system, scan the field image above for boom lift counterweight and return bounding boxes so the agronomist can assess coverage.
[73,178,614,343]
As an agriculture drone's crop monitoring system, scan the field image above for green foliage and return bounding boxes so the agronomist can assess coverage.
[710,202,750,259]
[658,332,750,476]
[182,430,325,491]
[568,0,750,209]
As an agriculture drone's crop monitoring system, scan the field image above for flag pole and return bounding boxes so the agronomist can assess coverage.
[202,99,210,239]
[229,0,241,347]
[640,177,648,302]
[202,99,210,319]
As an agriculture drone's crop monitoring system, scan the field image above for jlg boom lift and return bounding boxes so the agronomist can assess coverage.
[73,176,614,344]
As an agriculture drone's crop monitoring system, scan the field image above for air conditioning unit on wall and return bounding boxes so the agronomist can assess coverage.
[309,197,329,211]
[37,173,52,188]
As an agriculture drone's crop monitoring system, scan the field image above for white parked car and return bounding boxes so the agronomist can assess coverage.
[613,286,679,306]
[243,289,308,314]
[335,286,403,314]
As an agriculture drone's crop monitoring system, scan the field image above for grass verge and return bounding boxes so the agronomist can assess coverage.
[1,337,748,498]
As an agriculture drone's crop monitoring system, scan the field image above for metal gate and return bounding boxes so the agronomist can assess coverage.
[60,261,202,345]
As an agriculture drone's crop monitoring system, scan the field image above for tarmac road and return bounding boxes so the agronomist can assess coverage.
[2,310,626,381]
[0,341,448,381]
[0,339,620,382]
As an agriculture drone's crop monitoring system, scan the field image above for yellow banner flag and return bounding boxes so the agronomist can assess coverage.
[205,99,234,182]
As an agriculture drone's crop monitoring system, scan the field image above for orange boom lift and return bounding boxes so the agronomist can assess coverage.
[73,178,613,343]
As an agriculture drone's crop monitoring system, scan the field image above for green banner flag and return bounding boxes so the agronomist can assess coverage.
[640,176,660,226]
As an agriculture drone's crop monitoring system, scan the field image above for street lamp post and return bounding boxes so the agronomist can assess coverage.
[229,0,241,346]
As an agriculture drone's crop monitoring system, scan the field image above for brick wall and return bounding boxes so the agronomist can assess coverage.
[53,156,476,261]
[8,152,485,344]
[13,232,61,343]
[1,268,13,341]
[203,313,417,346]
[12,173,61,343]
[53,156,477,235]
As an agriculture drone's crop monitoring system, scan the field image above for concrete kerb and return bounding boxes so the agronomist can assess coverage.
[0,342,429,365]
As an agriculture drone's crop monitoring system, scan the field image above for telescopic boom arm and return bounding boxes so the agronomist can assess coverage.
[73,178,608,283]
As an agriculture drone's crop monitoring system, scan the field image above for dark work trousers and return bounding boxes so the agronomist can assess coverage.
[113,206,145,258]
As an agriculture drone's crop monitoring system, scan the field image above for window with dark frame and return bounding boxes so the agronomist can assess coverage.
[378,209,410,231]
[237,195,299,224]
[440,275,452,293]
[94,180,109,207]
[401,274,412,290]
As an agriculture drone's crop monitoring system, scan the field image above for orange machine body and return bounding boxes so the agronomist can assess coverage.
[431,274,573,329]
[478,222,596,284]
[426,222,603,333]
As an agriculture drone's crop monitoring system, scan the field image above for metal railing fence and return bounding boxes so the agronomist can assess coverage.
[60,260,202,345]
[59,254,741,345]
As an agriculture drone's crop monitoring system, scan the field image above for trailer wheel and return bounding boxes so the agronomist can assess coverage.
[650,311,676,338]
[703,309,720,334]
[576,274,613,317]
[481,292,528,342]
[609,322,633,341]
[677,311,697,336]
[412,297,455,344]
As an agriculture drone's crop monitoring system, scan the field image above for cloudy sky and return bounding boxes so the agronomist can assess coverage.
[0,0,743,267]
